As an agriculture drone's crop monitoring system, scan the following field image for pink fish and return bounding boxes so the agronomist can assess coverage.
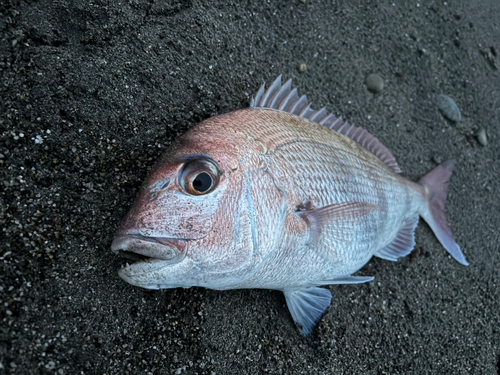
[111,76,467,336]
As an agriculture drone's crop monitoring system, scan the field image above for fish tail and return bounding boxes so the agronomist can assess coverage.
[418,160,469,266]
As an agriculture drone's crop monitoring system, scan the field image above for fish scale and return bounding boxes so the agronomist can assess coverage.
[111,75,468,336]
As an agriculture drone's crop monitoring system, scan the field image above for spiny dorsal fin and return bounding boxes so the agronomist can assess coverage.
[250,75,402,174]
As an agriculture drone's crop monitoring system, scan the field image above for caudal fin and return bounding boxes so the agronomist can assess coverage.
[419,160,468,266]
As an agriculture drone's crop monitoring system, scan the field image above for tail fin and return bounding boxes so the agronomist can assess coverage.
[419,160,468,266]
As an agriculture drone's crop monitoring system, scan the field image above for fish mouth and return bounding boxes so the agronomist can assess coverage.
[111,233,188,264]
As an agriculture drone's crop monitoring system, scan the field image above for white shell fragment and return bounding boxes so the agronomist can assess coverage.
[436,94,462,122]
[476,128,487,146]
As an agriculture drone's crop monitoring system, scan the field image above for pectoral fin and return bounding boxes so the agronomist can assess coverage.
[300,202,378,246]
[300,202,377,223]
[283,287,332,336]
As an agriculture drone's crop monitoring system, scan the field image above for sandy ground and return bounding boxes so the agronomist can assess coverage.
[1,0,499,373]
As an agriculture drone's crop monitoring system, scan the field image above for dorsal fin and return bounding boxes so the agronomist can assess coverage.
[250,75,402,174]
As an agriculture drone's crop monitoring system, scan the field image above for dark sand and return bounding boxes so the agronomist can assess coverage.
[1,0,499,373]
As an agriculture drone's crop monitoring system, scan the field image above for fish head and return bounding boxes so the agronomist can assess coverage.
[111,111,262,290]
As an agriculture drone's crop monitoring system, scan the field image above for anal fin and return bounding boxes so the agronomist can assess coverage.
[376,215,419,261]
[283,287,332,336]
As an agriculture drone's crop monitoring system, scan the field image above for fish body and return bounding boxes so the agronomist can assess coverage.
[111,76,468,335]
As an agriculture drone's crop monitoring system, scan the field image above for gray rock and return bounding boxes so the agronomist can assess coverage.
[436,94,462,122]
[365,74,384,94]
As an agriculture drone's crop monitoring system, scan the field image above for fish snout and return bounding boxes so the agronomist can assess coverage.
[111,233,187,263]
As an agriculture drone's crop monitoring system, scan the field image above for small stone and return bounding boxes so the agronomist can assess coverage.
[476,128,487,146]
[436,94,462,122]
[45,361,55,370]
[483,46,498,69]
[431,154,443,165]
[298,63,307,73]
[365,74,384,94]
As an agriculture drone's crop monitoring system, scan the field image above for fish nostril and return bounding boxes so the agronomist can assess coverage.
[159,180,170,190]
[149,180,170,200]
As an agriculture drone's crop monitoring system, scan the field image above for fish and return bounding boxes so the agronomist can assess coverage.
[111,75,468,336]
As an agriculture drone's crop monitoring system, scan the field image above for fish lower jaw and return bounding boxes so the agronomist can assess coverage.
[119,259,170,276]
[118,260,173,285]
[118,261,193,290]
[116,248,183,282]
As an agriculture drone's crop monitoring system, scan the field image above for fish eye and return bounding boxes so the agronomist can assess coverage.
[192,172,212,192]
[180,159,219,195]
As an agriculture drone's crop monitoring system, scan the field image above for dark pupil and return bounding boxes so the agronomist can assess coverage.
[192,172,212,192]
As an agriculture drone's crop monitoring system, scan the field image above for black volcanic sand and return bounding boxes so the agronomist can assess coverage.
[1,1,499,373]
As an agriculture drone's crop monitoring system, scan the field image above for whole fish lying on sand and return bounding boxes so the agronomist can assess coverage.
[111,75,468,336]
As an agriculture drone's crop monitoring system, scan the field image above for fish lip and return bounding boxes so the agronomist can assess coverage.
[111,233,188,262]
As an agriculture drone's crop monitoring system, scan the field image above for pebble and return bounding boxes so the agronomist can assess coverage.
[431,154,443,165]
[298,63,307,73]
[45,361,56,370]
[365,74,384,94]
[476,128,487,146]
[436,94,462,122]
